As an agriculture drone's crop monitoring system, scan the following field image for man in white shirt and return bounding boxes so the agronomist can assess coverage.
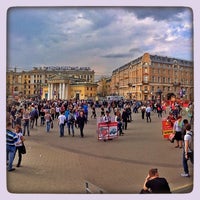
[58,112,66,137]
[102,110,111,123]
[181,124,193,177]
[146,105,152,123]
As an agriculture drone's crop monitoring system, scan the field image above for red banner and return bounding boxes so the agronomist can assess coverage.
[162,118,174,138]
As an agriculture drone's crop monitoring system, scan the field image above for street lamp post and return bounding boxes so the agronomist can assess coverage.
[157,88,162,104]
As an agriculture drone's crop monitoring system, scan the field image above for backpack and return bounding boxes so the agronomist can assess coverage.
[68,113,75,123]
[187,131,193,152]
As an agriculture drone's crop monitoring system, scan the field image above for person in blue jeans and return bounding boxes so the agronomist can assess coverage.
[22,109,30,136]
[181,124,193,177]
[67,111,75,136]
[44,110,52,133]
[58,112,66,137]
[6,117,18,172]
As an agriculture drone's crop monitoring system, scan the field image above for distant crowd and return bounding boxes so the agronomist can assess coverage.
[7,97,194,185]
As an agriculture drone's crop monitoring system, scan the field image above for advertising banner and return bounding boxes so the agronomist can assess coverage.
[97,122,118,140]
[162,118,174,138]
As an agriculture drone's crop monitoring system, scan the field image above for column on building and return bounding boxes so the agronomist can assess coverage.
[65,84,68,99]
[51,83,54,99]
[48,83,53,100]
[48,84,51,100]
[63,83,65,99]
[59,83,62,99]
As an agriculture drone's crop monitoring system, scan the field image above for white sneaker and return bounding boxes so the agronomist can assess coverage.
[181,173,190,177]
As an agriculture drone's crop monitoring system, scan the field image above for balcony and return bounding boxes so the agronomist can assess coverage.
[173,82,181,86]
[142,81,149,84]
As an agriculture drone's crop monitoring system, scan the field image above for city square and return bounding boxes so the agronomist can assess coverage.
[5,6,195,198]
[7,107,193,194]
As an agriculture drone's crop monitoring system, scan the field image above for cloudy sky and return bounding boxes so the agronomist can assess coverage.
[7,7,193,78]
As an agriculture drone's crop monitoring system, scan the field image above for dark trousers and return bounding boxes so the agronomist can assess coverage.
[146,112,151,122]
[15,146,22,166]
[183,151,193,174]
[79,124,84,137]
[142,111,145,119]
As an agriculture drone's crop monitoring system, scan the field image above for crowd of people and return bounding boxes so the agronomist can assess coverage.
[6,97,194,193]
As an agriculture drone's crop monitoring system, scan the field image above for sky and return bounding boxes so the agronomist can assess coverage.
[7,7,193,78]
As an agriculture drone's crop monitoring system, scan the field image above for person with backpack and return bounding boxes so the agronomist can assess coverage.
[67,110,75,136]
[181,124,193,177]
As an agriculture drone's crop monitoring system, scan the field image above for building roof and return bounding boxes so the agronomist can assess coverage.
[112,53,193,74]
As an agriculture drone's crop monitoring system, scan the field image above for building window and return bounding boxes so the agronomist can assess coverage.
[163,77,166,83]
[144,76,148,83]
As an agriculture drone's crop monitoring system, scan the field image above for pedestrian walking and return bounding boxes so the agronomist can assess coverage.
[91,104,96,119]
[156,104,162,118]
[22,109,30,136]
[14,124,25,167]
[145,104,152,123]
[40,108,45,126]
[115,110,123,135]
[44,110,52,133]
[76,110,87,137]
[181,124,193,177]
[141,168,171,193]
[58,111,66,137]
[140,104,146,120]
[67,110,75,136]
[173,116,183,148]
[6,113,18,172]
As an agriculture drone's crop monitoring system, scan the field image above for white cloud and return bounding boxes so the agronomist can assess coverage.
[8,7,193,76]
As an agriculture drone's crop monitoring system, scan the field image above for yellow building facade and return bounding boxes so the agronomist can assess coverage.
[111,53,193,101]
[7,66,97,101]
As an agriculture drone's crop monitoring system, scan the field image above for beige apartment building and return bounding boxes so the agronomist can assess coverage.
[111,52,193,101]
[7,66,97,101]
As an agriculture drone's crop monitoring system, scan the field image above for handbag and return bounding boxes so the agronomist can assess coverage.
[21,143,26,154]
[169,133,175,143]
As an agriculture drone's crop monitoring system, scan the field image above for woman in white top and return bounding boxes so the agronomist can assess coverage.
[14,124,25,167]
[173,116,183,148]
